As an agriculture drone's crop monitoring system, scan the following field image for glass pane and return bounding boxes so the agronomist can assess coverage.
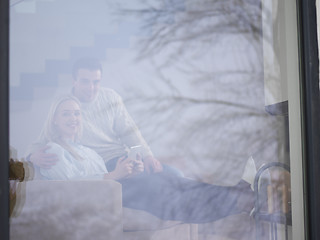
[9,0,304,239]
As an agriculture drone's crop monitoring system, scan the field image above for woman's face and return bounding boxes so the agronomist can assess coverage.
[54,100,81,140]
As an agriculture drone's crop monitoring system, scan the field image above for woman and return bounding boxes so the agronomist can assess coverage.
[38,95,254,223]
[39,95,142,181]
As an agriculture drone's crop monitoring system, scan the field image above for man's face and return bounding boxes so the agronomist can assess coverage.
[73,68,101,102]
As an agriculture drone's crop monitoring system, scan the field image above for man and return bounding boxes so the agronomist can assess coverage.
[29,58,163,173]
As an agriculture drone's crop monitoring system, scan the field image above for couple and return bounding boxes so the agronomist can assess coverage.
[28,58,255,223]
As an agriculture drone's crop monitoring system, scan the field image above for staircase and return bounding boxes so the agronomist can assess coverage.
[10,0,141,110]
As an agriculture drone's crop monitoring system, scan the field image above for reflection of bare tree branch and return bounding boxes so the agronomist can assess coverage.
[117,0,284,182]
[120,0,263,61]
[127,94,265,113]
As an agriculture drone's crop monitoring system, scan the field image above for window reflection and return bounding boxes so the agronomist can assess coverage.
[9,0,300,239]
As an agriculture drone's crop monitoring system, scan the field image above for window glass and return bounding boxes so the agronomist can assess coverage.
[9,0,304,239]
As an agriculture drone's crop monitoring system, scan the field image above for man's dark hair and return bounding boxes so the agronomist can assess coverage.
[72,58,102,79]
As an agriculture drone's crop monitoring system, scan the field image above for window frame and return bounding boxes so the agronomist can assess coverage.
[296,0,320,239]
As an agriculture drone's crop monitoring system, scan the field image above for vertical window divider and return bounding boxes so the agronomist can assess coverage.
[296,0,320,239]
[0,0,9,239]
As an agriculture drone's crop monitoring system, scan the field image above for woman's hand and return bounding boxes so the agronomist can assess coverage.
[143,156,163,173]
[104,156,134,180]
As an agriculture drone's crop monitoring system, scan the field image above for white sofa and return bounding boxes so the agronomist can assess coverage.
[10,180,198,240]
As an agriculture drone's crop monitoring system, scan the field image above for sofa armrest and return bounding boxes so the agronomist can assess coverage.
[10,180,123,240]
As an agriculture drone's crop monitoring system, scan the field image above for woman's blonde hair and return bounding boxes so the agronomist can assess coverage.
[38,95,84,160]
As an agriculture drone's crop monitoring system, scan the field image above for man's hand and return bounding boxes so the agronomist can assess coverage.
[143,156,163,173]
[29,146,59,169]
[106,156,134,180]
